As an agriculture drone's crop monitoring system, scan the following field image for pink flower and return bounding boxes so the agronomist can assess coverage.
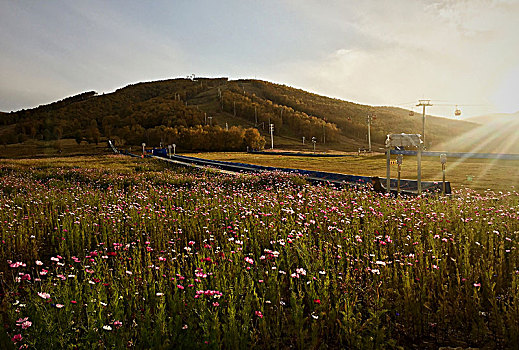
[255,311,263,318]
[21,321,32,329]
[9,262,26,268]
[474,283,481,287]
[212,302,219,307]
[38,292,51,299]
[12,334,23,343]
[245,257,254,265]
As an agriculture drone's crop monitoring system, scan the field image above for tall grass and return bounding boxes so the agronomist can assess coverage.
[0,159,518,349]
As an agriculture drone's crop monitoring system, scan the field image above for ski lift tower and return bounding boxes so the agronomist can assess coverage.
[416,100,432,147]
[386,133,423,195]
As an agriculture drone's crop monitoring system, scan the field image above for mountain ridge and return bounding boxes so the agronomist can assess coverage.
[0,77,496,152]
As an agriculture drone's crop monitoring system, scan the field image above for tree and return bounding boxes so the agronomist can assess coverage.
[87,120,101,144]
[244,128,265,150]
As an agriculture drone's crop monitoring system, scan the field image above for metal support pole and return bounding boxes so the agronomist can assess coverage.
[386,149,391,194]
[397,164,401,195]
[442,164,446,195]
[270,124,274,149]
[397,154,403,196]
[368,116,372,152]
[422,105,425,145]
[440,154,447,195]
[417,144,422,195]
[417,100,432,148]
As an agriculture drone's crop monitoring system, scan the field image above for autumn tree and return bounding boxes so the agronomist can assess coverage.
[244,128,265,150]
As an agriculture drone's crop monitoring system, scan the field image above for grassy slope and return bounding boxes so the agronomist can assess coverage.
[0,139,110,159]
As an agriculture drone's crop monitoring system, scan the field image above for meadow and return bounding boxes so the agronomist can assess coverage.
[1,155,518,349]
[185,151,519,193]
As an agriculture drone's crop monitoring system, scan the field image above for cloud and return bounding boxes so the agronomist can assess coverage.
[1,0,518,116]
[276,0,519,117]
[0,1,188,111]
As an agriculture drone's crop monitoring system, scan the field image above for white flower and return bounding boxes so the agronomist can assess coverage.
[103,325,112,331]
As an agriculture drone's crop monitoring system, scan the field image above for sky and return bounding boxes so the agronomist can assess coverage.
[1,0,518,118]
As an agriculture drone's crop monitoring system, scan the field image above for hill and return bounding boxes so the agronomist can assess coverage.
[0,77,481,152]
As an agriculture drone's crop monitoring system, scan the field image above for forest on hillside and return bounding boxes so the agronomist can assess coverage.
[0,77,478,151]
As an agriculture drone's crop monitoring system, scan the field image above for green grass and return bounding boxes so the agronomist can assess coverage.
[184,152,519,193]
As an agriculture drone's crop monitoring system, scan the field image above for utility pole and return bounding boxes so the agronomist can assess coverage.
[269,124,274,149]
[366,113,375,152]
[254,106,258,125]
[208,117,213,126]
[417,100,432,146]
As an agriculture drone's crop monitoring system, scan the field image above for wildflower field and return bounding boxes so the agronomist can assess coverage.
[1,156,518,349]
